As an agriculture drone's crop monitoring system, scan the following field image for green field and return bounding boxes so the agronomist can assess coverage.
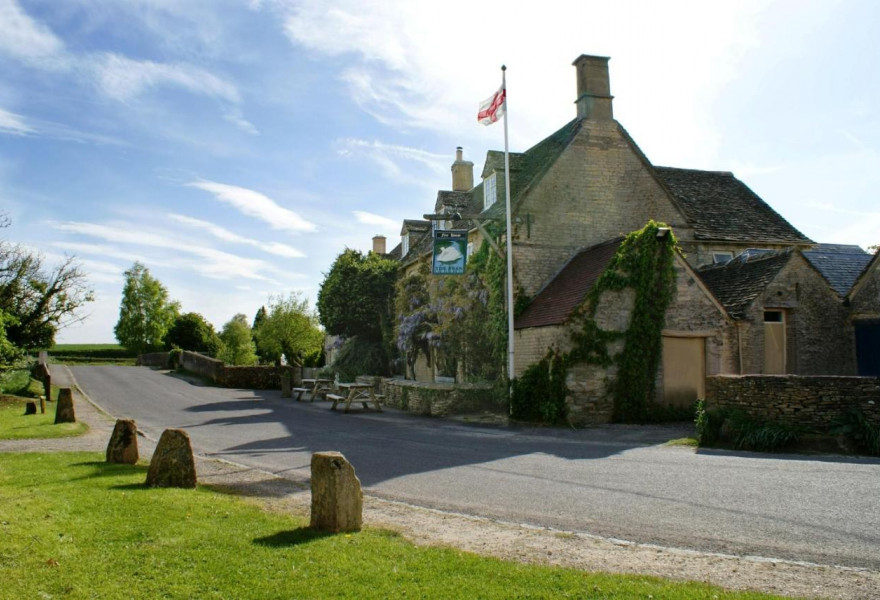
[48,344,137,366]
[0,452,790,600]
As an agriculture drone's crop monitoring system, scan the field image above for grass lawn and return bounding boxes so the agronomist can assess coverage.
[48,344,137,366]
[0,397,88,440]
[0,453,793,600]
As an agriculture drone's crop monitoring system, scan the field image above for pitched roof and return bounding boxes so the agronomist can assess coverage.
[803,243,875,296]
[696,250,793,319]
[515,238,622,329]
[401,219,430,235]
[654,166,812,244]
[482,118,584,220]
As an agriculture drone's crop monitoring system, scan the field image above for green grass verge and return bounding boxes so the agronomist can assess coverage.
[0,398,88,440]
[47,344,137,366]
[0,452,792,600]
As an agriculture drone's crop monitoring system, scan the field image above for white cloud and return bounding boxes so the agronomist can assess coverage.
[91,52,241,104]
[0,106,34,135]
[186,180,318,233]
[168,213,306,258]
[0,0,66,63]
[337,138,448,189]
[51,220,279,282]
[353,210,397,228]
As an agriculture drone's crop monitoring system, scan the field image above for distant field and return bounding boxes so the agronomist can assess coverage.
[48,344,137,366]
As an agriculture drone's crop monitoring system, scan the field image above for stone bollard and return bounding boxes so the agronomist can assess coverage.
[145,429,197,488]
[106,419,139,464]
[310,452,362,533]
[42,365,51,404]
[24,401,37,415]
[39,395,46,414]
[54,388,76,424]
[281,372,292,398]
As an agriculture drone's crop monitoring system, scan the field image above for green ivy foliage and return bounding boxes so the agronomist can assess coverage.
[511,350,567,424]
[567,221,678,422]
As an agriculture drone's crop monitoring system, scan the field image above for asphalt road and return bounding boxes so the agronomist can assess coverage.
[72,365,880,569]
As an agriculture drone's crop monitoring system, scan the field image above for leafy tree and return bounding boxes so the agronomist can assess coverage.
[114,262,180,354]
[317,248,398,343]
[252,305,272,363]
[218,314,258,366]
[0,237,93,351]
[869,243,878,255]
[317,248,398,375]
[164,312,220,355]
[253,293,323,365]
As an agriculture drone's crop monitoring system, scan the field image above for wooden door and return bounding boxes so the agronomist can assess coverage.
[763,310,786,374]
[662,336,706,407]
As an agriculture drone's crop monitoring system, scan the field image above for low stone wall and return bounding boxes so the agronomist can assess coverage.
[137,352,170,368]
[383,380,498,417]
[221,366,297,390]
[706,375,880,430]
[181,351,224,382]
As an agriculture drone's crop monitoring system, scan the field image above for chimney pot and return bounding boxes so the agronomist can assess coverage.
[451,147,474,192]
[572,54,613,120]
[372,235,386,255]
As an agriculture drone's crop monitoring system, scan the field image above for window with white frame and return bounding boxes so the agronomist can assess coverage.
[483,172,497,210]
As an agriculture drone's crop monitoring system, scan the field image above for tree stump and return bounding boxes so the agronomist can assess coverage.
[145,429,197,488]
[310,451,363,532]
[24,401,37,415]
[106,419,139,464]
[54,388,76,424]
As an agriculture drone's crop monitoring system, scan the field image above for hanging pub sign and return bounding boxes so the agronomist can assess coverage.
[432,229,468,275]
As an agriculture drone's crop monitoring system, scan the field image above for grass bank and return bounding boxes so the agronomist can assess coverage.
[48,344,137,366]
[0,452,789,600]
[0,397,87,439]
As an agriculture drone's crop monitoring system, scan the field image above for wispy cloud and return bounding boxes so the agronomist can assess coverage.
[168,213,305,258]
[51,220,279,282]
[337,138,447,189]
[0,0,66,64]
[186,180,317,233]
[353,210,397,228]
[91,52,240,104]
[0,106,34,136]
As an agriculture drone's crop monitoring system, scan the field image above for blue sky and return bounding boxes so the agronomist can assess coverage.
[1,0,878,343]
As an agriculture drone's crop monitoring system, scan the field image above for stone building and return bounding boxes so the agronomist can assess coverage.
[384,54,880,423]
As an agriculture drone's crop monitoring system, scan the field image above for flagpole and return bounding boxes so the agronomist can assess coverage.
[501,65,515,388]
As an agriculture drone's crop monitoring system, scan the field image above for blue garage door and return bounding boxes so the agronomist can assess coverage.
[855,320,880,377]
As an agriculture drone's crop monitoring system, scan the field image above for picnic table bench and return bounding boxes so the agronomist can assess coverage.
[301,378,332,401]
[330,383,383,413]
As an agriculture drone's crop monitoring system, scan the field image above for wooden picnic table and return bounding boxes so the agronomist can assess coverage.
[299,378,332,401]
[329,382,383,413]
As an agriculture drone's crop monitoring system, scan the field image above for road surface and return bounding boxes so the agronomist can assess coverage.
[71,365,880,570]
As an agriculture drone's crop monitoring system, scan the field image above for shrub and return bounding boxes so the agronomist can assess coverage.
[696,400,803,452]
[831,409,880,456]
[332,336,388,382]
[511,351,567,425]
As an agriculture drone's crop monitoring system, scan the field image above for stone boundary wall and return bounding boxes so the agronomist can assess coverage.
[383,379,498,417]
[221,365,297,390]
[137,352,170,368]
[181,351,224,382]
[706,375,880,430]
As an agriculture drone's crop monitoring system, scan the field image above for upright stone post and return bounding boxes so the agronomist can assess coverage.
[106,419,139,464]
[39,395,46,414]
[310,451,363,533]
[145,429,197,488]
[42,365,51,403]
[281,371,292,398]
[24,401,37,415]
[54,388,76,424]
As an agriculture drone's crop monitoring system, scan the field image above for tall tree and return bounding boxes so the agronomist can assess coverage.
[114,262,180,354]
[253,293,323,365]
[0,239,93,351]
[218,314,258,366]
[164,312,220,355]
[317,249,398,342]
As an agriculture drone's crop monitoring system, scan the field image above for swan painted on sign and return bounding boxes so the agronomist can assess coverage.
[436,244,463,263]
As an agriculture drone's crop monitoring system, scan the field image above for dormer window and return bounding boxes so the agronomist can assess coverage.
[713,252,733,264]
[401,233,409,257]
[483,172,497,210]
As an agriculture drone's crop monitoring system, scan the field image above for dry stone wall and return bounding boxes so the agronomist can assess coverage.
[383,380,496,416]
[706,374,880,429]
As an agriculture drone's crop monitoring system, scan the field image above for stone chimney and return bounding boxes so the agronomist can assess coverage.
[451,147,474,192]
[372,235,386,255]
[573,55,613,120]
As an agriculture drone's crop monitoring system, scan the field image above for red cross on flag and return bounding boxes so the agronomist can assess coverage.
[477,86,506,125]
